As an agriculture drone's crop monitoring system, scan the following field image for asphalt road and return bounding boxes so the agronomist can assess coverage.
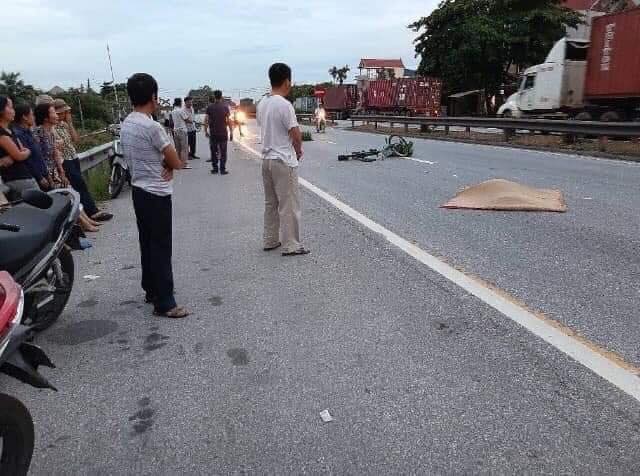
[3,125,640,474]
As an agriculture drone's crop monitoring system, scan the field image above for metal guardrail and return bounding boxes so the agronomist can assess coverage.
[350,115,640,151]
[78,142,113,173]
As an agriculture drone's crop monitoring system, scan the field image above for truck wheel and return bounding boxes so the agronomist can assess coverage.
[574,112,593,121]
[600,111,622,122]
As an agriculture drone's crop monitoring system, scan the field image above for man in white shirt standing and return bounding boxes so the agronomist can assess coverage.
[171,98,191,169]
[256,63,309,256]
[120,73,189,318]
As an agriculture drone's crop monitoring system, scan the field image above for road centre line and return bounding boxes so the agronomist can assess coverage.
[236,139,640,403]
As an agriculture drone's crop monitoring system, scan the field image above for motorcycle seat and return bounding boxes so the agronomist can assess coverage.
[0,194,72,274]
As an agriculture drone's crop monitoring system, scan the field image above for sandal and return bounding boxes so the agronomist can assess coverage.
[154,306,189,318]
[92,211,114,222]
[282,248,311,256]
[263,242,282,251]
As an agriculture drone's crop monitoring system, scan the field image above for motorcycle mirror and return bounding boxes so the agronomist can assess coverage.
[22,189,53,209]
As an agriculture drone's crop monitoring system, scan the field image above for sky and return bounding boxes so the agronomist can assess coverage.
[3,0,439,100]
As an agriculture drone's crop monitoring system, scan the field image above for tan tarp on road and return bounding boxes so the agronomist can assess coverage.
[442,179,567,212]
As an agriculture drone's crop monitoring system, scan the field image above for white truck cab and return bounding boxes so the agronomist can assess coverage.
[498,38,590,118]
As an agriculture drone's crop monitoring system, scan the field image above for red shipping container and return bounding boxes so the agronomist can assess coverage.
[322,85,358,111]
[364,77,442,115]
[585,7,640,99]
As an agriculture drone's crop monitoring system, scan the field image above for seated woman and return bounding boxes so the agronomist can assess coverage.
[33,102,100,233]
[12,102,49,191]
[0,95,37,199]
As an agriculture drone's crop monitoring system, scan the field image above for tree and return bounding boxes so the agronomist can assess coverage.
[328,66,339,83]
[336,65,350,85]
[0,72,39,102]
[409,0,582,113]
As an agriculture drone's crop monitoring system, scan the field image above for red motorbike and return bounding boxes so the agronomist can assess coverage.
[0,271,56,476]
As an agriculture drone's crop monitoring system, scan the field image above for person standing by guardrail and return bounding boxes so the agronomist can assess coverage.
[53,99,113,223]
[171,98,191,170]
[257,63,309,256]
[121,73,189,319]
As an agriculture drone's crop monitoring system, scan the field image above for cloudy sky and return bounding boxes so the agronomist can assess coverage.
[4,0,438,100]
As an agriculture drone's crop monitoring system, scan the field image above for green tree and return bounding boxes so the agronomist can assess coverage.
[0,72,39,102]
[328,66,339,83]
[410,0,582,112]
[336,65,350,85]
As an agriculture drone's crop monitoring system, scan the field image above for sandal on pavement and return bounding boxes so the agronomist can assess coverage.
[92,211,113,222]
[263,242,282,251]
[282,248,311,256]
[154,306,189,318]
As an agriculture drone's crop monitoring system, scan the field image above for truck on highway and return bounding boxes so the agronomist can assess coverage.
[498,5,640,121]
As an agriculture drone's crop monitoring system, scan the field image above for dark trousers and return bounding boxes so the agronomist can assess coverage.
[188,130,197,157]
[63,158,99,216]
[132,186,176,313]
[210,136,228,172]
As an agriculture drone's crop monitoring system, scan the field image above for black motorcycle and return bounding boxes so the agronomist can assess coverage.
[0,270,56,476]
[0,187,81,331]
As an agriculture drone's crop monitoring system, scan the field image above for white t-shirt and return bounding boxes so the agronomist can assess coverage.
[171,107,188,132]
[256,94,299,167]
[121,111,173,196]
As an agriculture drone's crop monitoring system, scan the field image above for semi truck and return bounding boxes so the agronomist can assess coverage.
[498,5,640,121]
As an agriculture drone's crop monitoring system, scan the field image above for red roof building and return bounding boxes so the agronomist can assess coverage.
[358,59,406,80]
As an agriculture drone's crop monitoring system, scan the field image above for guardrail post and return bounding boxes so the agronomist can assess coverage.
[445,125,449,135]
[404,123,409,133]
[390,122,394,129]
[351,119,355,128]
[465,126,471,137]
[375,122,378,130]
[599,135,608,152]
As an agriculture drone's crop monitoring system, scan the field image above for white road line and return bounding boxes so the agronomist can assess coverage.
[405,157,436,165]
[236,140,640,403]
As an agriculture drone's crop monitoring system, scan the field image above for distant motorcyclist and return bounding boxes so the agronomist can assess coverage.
[314,104,326,133]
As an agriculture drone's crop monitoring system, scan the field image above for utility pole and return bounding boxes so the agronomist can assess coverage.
[76,96,85,130]
[107,43,121,122]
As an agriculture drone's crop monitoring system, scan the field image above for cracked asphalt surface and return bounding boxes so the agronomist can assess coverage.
[2,125,640,474]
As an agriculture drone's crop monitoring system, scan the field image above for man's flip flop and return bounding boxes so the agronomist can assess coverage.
[154,306,189,318]
[92,211,113,222]
[263,242,281,251]
[282,248,311,256]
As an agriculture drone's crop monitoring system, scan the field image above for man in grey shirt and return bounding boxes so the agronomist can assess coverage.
[120,73,189,318]
[171,97,191,169]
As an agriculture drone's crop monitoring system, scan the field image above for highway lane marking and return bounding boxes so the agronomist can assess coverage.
[405,157,436,165]
[236,139,640,403]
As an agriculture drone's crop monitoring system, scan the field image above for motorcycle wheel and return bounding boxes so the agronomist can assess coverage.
[0,394,35,476]
[28,247,74,332]
[108,164,125,199]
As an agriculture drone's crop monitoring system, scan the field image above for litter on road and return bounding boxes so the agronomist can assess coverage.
[320,409,334,423]
[83,275,101,281]
[441,179,567,212]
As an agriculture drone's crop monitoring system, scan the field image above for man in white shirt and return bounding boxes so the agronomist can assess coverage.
[256,63,309,256]
[184,96,199,159]
[120,73,189,318]
[171,98,191,169]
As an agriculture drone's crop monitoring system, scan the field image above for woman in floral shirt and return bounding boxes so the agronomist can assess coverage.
[33,102,66,189]
[33,102,100,232]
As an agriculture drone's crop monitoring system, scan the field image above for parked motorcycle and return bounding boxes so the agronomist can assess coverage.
[0,187,81,331]
[0,270,56,476]
[108,132,129,199]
